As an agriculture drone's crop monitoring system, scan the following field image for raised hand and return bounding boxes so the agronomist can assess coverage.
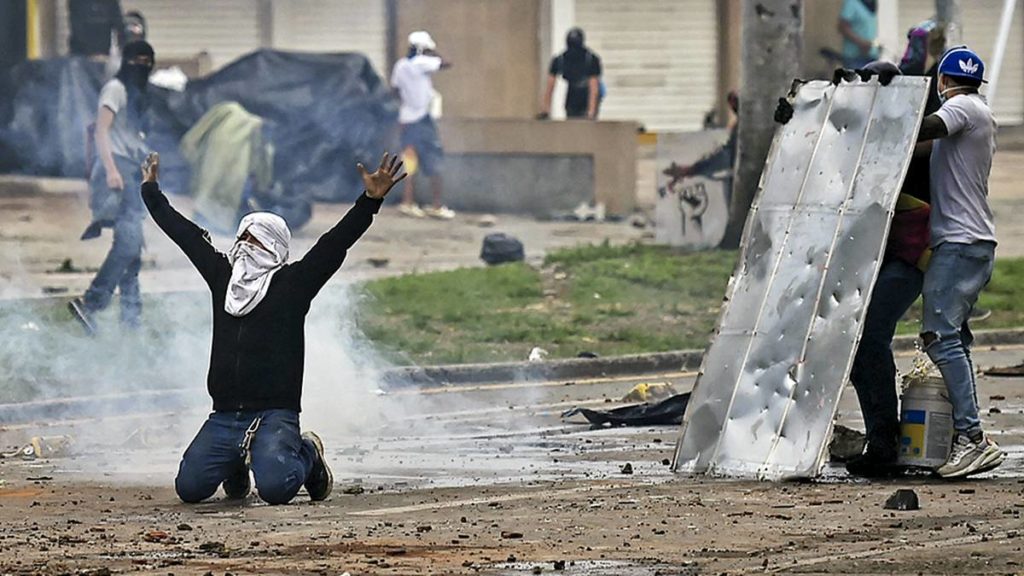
[141,152,159,183]
[358,152,407,200]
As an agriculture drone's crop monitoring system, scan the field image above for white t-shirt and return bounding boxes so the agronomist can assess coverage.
[97,78,149,162]
[929,93,997,246]
[390,55,442,124]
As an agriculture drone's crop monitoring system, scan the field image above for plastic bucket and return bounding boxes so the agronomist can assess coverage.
[898,376,954,468]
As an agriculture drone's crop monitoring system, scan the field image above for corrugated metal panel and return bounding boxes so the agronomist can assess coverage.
[272,0,387,76]
[673,77,931,479]
[899,0,1024,125]
[56,0,262,70]
[576,0,718,132]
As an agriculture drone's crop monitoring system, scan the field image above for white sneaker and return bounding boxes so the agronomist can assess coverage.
[937,433,1005,478]
[425,206,456,220]
[397,203,426,218]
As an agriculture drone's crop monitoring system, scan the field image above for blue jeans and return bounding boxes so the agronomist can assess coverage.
[84,157,145,327]
[921,241,995,436]
[850,259,924,445]
[175,409,317,505]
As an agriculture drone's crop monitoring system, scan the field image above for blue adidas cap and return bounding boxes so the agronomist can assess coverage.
[937,45,986,83]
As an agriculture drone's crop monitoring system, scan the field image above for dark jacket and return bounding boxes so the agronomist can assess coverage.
[142,181,382,413]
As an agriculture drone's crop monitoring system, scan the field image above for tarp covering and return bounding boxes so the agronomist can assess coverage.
[672,76,930,480]
[0,50,398,206]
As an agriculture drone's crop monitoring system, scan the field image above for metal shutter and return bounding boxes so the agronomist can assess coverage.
[272,0,388,77]
[575,0,718,131]
[899,0,1024,125]
[55,0,262,70]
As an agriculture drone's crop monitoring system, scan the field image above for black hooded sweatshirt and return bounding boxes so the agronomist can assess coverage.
[141,181,382,413]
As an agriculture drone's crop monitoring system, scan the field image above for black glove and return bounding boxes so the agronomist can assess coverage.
[774,97,794,125]
[832,67,858,85]
[877,68,897,86]
[855,67,899,86]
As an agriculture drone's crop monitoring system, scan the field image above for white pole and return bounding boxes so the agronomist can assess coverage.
[988,0,1017,104]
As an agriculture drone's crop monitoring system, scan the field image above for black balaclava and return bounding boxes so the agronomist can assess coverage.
[116,40,154,127]
[117,40,154,91]
[862,0,877,13]
[566,27,585,54]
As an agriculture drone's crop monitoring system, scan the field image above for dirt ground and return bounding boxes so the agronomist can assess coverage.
[2,346,1023,576]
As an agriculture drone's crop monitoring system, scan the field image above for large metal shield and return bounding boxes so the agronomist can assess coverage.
[672,76,930,480]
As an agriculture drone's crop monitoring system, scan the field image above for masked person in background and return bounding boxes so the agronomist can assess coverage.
[69,40,155,335]
[539,27,603,120]
[138,151,405,505]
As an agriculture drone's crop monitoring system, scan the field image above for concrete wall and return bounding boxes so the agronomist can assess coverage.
[435,118,639,216]
[394,0,541,119]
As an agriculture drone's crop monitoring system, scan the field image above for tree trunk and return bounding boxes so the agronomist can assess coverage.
[719,0,803,249]
[935,0,963,46]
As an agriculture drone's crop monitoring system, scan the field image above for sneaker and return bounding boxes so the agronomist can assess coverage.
[937,433,1006,478]
[222,462,251,499]
[425,206,456,220]
[966,436,1007,473]
[302,431,333,501]
[67,298,96,337]
[397,203,426,218]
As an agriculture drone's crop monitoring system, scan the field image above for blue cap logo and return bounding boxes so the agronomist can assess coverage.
[938,46,986,82]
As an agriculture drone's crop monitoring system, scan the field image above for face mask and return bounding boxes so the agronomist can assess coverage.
[121,63,151,90]
[938,85,960,105]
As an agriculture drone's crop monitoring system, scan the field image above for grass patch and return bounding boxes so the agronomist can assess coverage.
[358,242,737,364]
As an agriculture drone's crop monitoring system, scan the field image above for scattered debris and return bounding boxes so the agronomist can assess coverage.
[528,347,549,362]
[41,286,68,294]
[990,407,1002,415]
[984,362,1024,377]
[15,435,74,460]
[620,463,634,475]
[576,351,598,359]
[481,233,525,265]
[500,531,524,539]
[563,393,690,427]
[621,382,677,403]
[477,214,497,227]
[553,559,567,570]
[341,484,365,495]
[828,424,867,462]
[52,258,83,274]
[570,201,606,223]
[416,525,432,533]
[26,476,53,482]
[629,214,649,229]
[143,530,170,543]
[199,541,227,555]
[177,523,193,531]
[884,489,920,511]
[367,257,390,268]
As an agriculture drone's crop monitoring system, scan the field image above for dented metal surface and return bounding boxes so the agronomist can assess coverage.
[672,77,931,480]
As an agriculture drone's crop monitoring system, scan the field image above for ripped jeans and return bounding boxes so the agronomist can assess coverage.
[920,241,995,437]
[175,409,317,505]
